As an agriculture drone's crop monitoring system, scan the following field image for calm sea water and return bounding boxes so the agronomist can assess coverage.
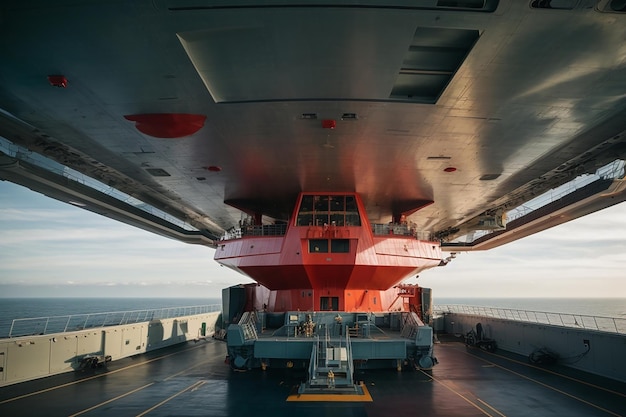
[0,298,220,338]
[0,297,623,338]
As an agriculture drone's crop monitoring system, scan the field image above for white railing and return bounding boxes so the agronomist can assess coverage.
[345,331,354,386]
[371,223,431,240]
[221,224,288,240]
[1,136,199,232]
[400,311,423,339]
[435,305,626,334]
[7,304,221,338]
[237,311,259,341]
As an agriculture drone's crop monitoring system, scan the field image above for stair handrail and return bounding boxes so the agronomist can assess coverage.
[237,311,258,341]
[308,336,318,383]
[345,330,354,386]
[401,311,424,339]
[435,304,626,335]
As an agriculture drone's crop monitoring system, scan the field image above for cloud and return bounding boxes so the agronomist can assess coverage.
[1,180,625,299]
[0,282,229,298]
[0,207,81,222]
[0,227,149,245]
[419,203,626,298]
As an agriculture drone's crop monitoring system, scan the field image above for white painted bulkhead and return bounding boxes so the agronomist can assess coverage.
[441,313,626,383]
[0,312,220,387]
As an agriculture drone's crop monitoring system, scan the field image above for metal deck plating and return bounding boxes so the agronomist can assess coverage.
[1,336,624,417]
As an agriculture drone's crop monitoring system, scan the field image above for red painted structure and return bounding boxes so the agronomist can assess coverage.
[215,193,441,313]
[124,113,206,138]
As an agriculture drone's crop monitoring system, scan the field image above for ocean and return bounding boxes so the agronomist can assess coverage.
[0,297,624,338]
[0,298,220,339]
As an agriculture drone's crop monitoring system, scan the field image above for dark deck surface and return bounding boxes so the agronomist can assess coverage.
[1,336,624,417]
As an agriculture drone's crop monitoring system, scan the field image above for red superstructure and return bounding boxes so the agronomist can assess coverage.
[215,192,441,312]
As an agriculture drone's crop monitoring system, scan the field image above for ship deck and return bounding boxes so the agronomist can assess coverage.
[1,336,625,417]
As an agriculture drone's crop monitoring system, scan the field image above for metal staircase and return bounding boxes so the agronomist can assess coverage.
[401,311,424,339]
[299,326,357,394]
[238,311,259,341]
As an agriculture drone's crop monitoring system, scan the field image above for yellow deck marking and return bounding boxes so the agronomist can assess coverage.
[466,347,626,399]
[162,354,221,381]
[419,370,497,417]
[136,380,207,416]
[65,353,221,416]
[476,397,507,417]
[68,383,155,417]
[286,383,373,402]
[460,347,623,417]
[0,342,210,405]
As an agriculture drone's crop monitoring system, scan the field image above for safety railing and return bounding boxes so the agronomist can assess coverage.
[401,311,425,339]
[345,331,354,386]
[7,304,221,338]
[308,336,318,382]
[221,224,287,240]
[435,305,626,335]
[371,223,431,240]
[1,136,199,232]
[237,311,259,341]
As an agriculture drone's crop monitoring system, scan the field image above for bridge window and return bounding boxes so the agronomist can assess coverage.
[308,239,350,253]
[309,239,328,253]
[331,239,350,253]
[296,194,361,226]
[345,196,360,226]
[320,297,339,311]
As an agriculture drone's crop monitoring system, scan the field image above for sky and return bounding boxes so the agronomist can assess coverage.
[0,180,625,299]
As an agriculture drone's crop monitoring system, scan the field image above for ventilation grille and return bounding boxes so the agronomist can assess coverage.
[146,168,171,177]
[162,0,499,13]
[389,27,480,103]
[596,0,626,12]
